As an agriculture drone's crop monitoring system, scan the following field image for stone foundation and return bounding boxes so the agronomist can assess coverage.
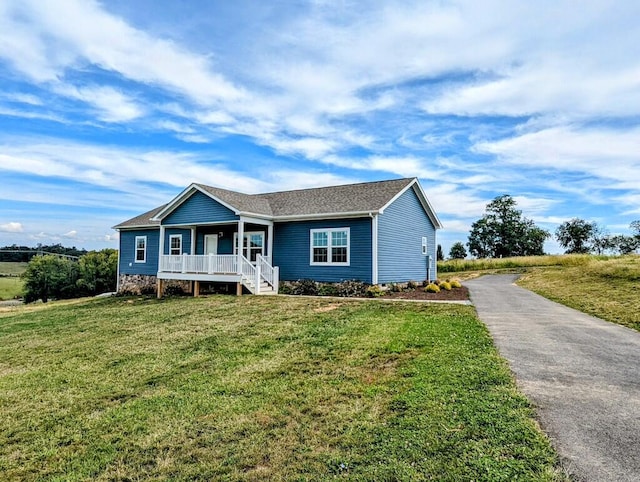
[118,274,192,296]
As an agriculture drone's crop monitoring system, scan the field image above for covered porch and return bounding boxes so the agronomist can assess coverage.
[157,217,278,296]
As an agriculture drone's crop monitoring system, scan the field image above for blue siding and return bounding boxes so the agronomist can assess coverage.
[119,229,160,275]
[195,225,237,255]
[163,190,239,225]
[378,186,437,283]
[273,218,372,283]
[163,228,192,255]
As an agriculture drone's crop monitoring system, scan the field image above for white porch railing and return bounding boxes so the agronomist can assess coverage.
[159,254,238,274]
[257,254,279,293]
[159,254,278,294]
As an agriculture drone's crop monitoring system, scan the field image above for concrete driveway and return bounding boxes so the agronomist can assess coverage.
[465,274,640,482]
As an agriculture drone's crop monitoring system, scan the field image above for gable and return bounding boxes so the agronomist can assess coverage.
[163,190,239,225]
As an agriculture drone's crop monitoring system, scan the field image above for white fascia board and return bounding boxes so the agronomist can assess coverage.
[151,184,242,221]
[239,215,274,226]
[379,178,443,229]
[114,225,160,230]
[273,211,377,222]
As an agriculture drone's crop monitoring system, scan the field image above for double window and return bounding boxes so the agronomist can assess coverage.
[310,228,350,265]
[135,236,147,263]
[234,232,265,262]
[169,234,182,256]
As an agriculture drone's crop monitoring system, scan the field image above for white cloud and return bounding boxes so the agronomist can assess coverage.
[62,230,77,238]
[0,222,24,232]
[55,85,144,122]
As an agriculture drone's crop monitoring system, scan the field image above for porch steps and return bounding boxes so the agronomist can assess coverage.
[242,280,278,295]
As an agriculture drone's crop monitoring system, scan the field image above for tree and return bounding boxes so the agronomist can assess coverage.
[436,244,444,261]
[631,220,640,238]
[555,218,596,254]
[610,235,639,255]
[449,242,467,259]
[22,255,79,303]
[467,195,549,258]
[76,249,118,296]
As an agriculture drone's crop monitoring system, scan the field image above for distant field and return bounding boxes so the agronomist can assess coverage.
[0,296,564,480]
[0,277,23,301]
[438,254,603,274]
[0,262,28,276]
[439,254,640,332]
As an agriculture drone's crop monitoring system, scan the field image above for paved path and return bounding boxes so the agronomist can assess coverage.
[466,275,640,482]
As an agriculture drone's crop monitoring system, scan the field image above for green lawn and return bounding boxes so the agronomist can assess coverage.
[518,255,640,331]
[0,296,564,480]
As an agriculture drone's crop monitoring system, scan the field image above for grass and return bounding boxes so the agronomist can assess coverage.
[0,262,27,301]
[0,296,564,480]
[518,255,640,331]
[438,254,603,274]
[0,278,23,301]
[0,262,28,276]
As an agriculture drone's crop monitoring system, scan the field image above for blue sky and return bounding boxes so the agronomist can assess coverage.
[1,0,639,254]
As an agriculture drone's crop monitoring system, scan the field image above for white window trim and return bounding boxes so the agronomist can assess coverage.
[310,227,350,266]
[169,234,182,256]
[233,231,265,259]
[135,235,147,263]
[421,236,428,255]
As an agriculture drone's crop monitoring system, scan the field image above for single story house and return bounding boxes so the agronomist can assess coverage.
[113,177,442,296]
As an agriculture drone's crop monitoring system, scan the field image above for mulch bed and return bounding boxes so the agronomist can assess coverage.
[382,286,470,301]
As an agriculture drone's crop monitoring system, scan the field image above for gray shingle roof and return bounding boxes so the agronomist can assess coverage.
[114,178,433,228]
[259,178,414,216]
[113,205,165,229]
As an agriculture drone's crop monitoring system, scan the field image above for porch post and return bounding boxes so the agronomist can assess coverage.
[159,225,165,269]
[190,226,196,255]
[157,278,163,299]
[237,218,244,274]
[194,280,200,297]
[267,223,274,261]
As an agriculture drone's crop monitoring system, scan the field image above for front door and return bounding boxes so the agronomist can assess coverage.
[204,234,218,255]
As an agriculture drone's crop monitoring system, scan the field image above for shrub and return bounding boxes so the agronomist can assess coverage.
[335,280,368,297]
[449,279,462,288]
[278,282,294,295]
[318,283,339,296]
[406,280,418,290]
[422,279,430,287]
[424,283,440,293]
[433,279,441,286]
[292,279,318,296]
[440,281,452,291]
[366,285,384,297]
[388,283,403,293]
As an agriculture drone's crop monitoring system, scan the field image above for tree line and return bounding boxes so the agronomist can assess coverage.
[0,243,88,262]
[439,195,640,260]
[21,249,117,303]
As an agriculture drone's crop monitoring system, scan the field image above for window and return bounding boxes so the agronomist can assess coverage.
[422,236,428,255]
[234,231,265,262]
[310,228,350,265]
[135,236,147,263]
[169,234,182,256]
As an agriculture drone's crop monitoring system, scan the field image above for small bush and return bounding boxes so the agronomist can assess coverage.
[335,280,368,297]
[318,283,339,296]
[450,279,462,288]
[422,279,430,287]
[278,282,294,295]
[366,285,384,297]
[424,283,440,293]
[406,280,418,290]
[292,279,318,296]
[439,281,452,291]
[388,283,403,293]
